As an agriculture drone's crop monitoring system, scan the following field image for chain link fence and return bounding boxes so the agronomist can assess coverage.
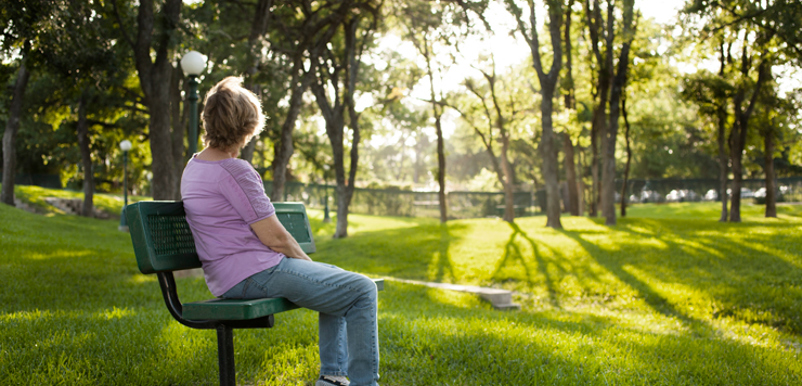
[263,181,541,219]
[264,177,802,219]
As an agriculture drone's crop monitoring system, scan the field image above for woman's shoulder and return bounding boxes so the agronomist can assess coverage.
[217,158,262,186]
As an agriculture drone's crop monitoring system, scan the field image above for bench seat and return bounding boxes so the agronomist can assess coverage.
[183,277,384,320]
[183,297,300,320]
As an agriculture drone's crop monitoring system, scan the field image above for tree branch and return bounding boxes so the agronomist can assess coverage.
[112,0,135,50]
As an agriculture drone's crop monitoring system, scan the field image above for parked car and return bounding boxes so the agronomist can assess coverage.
[666,189,700,203]
[726,188,754,198]
[704,189,718,201]
[639,190,663,203]
[666,189,682,202]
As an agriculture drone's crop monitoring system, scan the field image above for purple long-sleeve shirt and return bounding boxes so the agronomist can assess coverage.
[181,156,284,296]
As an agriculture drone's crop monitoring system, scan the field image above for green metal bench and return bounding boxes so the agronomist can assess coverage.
[125,201,383,386]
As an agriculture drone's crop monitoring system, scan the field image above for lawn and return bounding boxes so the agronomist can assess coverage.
[1,192,801,385]
[13,184,147,217]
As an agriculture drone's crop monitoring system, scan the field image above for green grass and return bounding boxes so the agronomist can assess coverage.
[1,192,801,385]
[623,200,802,220]
[11,184,148,217]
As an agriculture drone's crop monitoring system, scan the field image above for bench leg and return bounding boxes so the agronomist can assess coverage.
[217,325,236,386]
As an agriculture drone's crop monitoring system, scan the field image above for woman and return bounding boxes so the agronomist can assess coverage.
[181,77,379,386]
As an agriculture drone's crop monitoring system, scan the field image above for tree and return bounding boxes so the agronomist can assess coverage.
[505,0,564,229]
[309,0,381,238]
[681,56,734,221]
[113,0,184,200]
[753,81,798,218]
[600,0,634,225]
[683,0,793,222]
[253,0,324,200]
[1,58,30,207]
[239,0,274,163]
[0,1,53,206]
[397,0,466,223]
[580,0,636,225]
[559,0,581,216]
[454,59,529,223]
[619,89,631,217]
[582,0,609,217]
[38,0,128,217]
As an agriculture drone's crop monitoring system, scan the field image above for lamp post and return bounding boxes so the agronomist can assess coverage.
[323,164,331,223]
[180,51,207,158]
[118,139,132,232]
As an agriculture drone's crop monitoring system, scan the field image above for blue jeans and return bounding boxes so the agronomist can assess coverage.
[222,257,380,386]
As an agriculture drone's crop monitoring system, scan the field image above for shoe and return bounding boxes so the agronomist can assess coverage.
[315,375,350,386]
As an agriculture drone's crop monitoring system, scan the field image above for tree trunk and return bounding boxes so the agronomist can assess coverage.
[562,0,579,217]
[242,0,273,165]
[345,113,360,217]
[501,135,515,222]
[331,113,360,238]
[584,0,611,218]
[590,106,603,217]
[1,61,30,207]
[601,0,634,226]
[540,81,562,228]
[562,133,579,216]
[325,117,348,238]
[520,0,563,229]
[170,65,185,195]
[271,65,311,201]
[764,126,776,218]
[149,84,179,199]
[717,45,729,222]
[729,54,769,223]
[132,0,182,200]
[77,91,94,217]
[435,114,448,223]
[729,135,744,222]
[620,93,632,218]
[308,13,368,239]
[717,109,729,221]
[418,31,448,223]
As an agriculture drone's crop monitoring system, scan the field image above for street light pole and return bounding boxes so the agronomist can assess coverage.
[180,51,208,159]
[119,139,132,232]
[187,75,199,157]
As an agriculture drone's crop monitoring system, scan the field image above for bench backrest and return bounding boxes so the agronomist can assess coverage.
[126,201,316,274]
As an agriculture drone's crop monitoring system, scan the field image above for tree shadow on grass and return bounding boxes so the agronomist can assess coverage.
[431,224,455,283]
[492,221,560,307]
[638,219,802,333]
[564,216,802,334]
[312,218,465,284]
[377,282,802,386]
[561,224,702,329]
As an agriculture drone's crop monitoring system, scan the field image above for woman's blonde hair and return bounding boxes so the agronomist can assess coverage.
[201,76,264,151]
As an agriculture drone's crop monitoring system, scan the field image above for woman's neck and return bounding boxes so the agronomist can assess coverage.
[196,146,239,161]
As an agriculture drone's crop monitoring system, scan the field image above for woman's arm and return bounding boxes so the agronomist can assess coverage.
[250,215,313,261]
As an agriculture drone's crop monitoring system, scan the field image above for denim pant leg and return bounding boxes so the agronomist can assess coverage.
[222,257,379,386]
[318,311,348,377]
